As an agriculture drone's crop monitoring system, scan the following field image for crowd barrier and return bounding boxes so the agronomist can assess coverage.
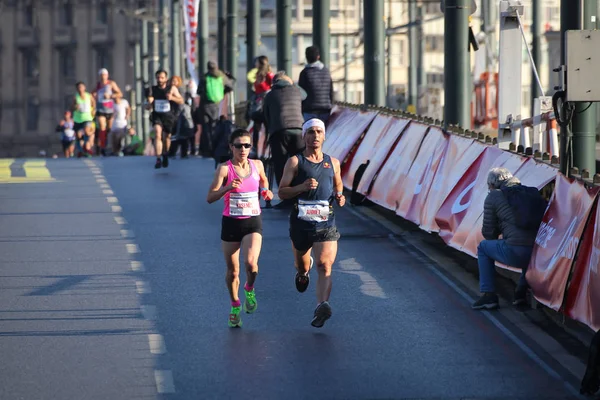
[323,103,599,333]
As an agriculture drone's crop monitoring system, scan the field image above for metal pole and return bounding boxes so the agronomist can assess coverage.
[226,0,238,77]
[344,40,349,101]
[314,0,330,68]
[218,0,226,70]
[572,0,597,175]
[363,0,385,106]
[247,0,259,98]
[142,20,150,139]
[443,0,470,128]
[408,0,418,110]
[417,5,425,114]
[160,0,170,71]
[152,22,160,74]
[135,27,143,142]
[276,0,292,74]
[171,0,181,78]
[386,0,392,105]
[199,0,209,77]
[530,0,542,113]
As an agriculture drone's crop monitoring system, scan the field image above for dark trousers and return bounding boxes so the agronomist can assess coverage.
[269,128,304,188]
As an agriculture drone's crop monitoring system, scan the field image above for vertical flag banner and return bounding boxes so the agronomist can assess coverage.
[183,0,200,94]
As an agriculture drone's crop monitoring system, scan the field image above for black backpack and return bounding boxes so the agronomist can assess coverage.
[501,184,548,231]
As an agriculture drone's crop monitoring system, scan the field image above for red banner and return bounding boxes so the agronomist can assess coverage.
[458,152,527,257]
[399,127,449,223]
[419,136,485,233]
[342,114,395,189]
[527,174,598,311]
[366,123,429,211]
[356,118,411,195]
[564,200,600,331]
[323,109,378,163]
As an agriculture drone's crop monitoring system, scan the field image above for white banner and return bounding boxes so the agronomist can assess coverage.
[182,0,200,95]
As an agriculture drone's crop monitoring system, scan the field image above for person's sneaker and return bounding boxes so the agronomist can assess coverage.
[162,154,169,168]
[154,157,162,169]
[244,289,257,314]
[471,293,499,310]
[311,301,332,328]
[228,306,242,328]
[512,286,528,306]
[295,256,314,293]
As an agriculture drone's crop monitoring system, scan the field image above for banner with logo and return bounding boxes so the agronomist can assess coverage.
[367,123,429,211]
[183,0,200,94]
[526,174,598,311]
[323,110,378,167]
[418,135,483,233]
[400,127,449,224]
[565,199,600,331]
[357,118,411,195]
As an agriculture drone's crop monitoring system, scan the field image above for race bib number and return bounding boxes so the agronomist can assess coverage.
[101,99,114,110]
[78,102,91,113]
[297,199,330,222]
[64,128,75,138]
[229,192,260,216]
[154,100,170,113]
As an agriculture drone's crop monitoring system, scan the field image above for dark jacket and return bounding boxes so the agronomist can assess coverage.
[298,61,333,114]
[262,80,304,135]
[481,178,537,246]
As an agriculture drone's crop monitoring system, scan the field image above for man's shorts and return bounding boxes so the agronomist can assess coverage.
[96,112,114,120]
[74,121,93,133]
[289,225,340,252]
[221,215,263,242]
[151,112,175,134]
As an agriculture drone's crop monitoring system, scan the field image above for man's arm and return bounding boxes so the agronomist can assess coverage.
[298,69,307,93]
[481,192,501,240]
[111,81,123,98]
[332,157,346,207]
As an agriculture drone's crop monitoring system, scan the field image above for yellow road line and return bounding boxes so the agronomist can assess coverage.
[0,159,14,180]
[23,160,53,180]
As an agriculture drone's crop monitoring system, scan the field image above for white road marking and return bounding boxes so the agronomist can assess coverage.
[99,183,110,189]
[120,229,134,238]
[114,216,126,225]
[148,334,167,354]
[106,196,118,203]
[154,370,175,393]
[102,189,114,195]
[90,168,101,174]
[111,205,122,213]
[141,305,157,320]
[126,243,140,254]
[96,178,107,184]
[130,261,145,272]
[136,281,151,294]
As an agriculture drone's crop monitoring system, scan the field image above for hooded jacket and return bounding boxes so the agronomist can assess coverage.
[298,61,333,114]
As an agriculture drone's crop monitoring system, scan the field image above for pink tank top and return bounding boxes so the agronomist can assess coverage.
[223,160,261,218]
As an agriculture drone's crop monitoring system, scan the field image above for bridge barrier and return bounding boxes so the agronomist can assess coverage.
[324,102,599,333]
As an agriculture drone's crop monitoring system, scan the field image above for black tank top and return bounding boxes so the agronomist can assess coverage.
[151,85,175,114]
[290,153,335,230]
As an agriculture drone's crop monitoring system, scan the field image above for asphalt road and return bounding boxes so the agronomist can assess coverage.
[0,156,587,400]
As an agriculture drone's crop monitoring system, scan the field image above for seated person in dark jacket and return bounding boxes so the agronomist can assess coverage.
[472,167,537,310]
[298,46,333,124]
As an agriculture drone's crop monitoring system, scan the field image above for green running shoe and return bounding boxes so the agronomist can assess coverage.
[228,306,242,328]
[244,289,258,314]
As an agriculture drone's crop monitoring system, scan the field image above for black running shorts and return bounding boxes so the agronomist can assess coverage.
[221,215,263,242]
[151,112,175,134]
[289,225,340,252]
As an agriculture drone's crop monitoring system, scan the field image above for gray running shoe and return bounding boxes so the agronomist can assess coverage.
[311,301,332,328]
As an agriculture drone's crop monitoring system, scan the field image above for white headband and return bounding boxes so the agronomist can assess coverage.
[302,118,325,137]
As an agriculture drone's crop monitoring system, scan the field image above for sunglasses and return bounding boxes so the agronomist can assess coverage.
[232,143,252,149]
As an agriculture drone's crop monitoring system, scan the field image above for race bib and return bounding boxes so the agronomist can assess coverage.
[101,99,114,110]
[78,102,91,113]
[297,199,330,222]
[64,128,75,138]
[154,100,170,113]
[229,192,260,216]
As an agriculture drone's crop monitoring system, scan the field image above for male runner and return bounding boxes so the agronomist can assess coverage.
[92,69,122,155]
[278,118,345,328]
[72,82,96,157]
[146,69,184,169]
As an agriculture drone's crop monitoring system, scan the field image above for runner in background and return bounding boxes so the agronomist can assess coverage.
[56,110,76,158]
[93,69,122,156]
[278,118,345,328]
[109,94,130,156]
[72,82,96,158]
[206,128,273,328]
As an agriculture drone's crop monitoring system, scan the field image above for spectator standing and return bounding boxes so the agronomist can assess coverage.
[298,46,333,124]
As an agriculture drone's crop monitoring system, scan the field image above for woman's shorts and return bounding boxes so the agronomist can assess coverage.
[221,215,262,242]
